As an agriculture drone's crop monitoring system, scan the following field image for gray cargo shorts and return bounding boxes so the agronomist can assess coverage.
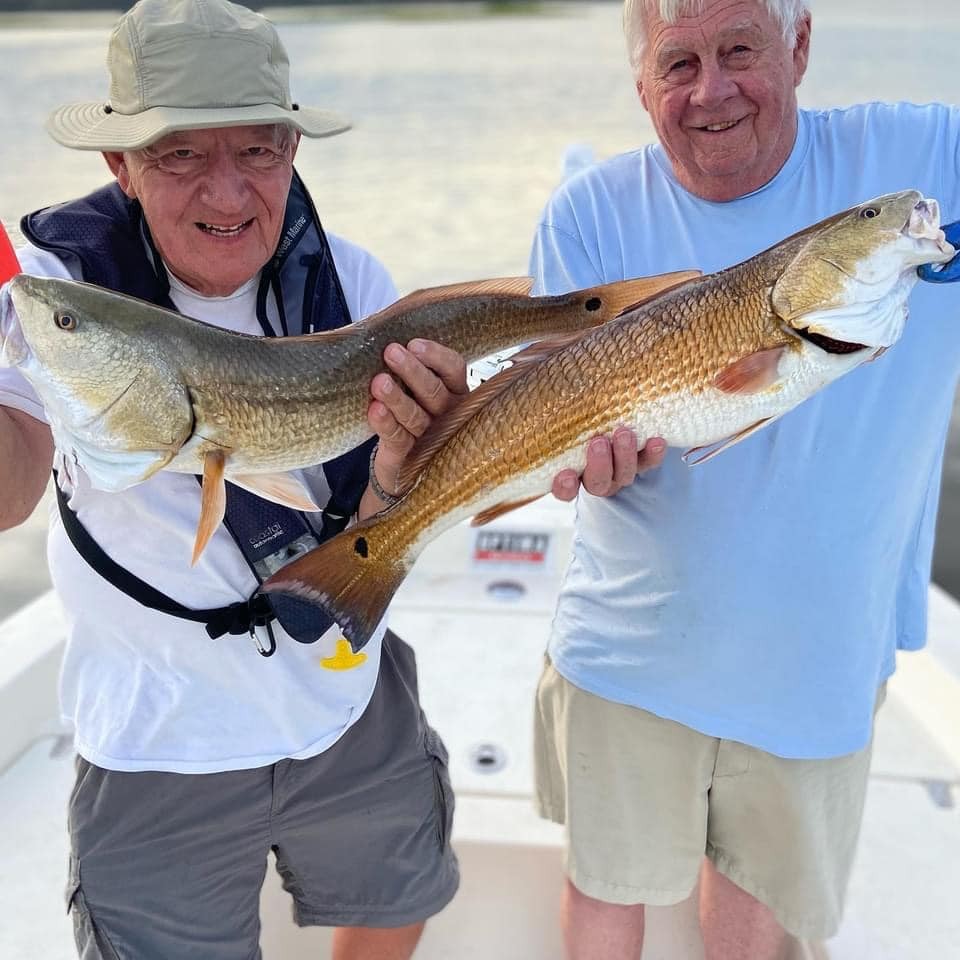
[65,630,459,959]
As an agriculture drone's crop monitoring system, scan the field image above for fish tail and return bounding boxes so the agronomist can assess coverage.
[262,515,411,652]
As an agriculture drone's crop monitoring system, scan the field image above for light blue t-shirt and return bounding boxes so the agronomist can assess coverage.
[529,103,960,759]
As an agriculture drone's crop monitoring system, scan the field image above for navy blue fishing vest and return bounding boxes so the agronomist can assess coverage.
[22,170,375,655]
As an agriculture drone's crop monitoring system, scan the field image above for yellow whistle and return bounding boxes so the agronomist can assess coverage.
[320,638,367,671]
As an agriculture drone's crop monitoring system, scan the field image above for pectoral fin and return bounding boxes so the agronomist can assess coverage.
[682,418,776,466]
[193,450,227,565]
[713,347,786,394]
[230,471,321,512]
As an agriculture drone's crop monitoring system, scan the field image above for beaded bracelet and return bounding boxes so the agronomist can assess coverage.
[368,444,402,507]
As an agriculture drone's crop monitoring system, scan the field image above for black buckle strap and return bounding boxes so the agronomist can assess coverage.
[203,593,274,638]
[54,472,280,656]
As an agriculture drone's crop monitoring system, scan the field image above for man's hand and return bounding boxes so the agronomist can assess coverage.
[918,219,960,283]
[361,339,468,517]
[551,428,666,502]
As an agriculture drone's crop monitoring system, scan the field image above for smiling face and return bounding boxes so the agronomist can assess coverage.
[635,0,810,202]
[104,124,299,297]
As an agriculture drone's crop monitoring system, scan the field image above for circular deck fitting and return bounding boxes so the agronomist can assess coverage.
[468,742,508,774]
[485,579,527,601]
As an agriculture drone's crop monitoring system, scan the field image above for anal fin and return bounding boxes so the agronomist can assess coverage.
[470,495,544,527]
[682,418,775,466]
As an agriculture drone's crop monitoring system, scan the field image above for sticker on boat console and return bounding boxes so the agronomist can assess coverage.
[473,529,550,565]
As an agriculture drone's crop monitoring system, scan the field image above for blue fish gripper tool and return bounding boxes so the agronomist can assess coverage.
[918,219,960,283]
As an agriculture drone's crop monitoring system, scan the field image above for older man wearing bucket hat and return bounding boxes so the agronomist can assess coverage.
[0,0,461,956]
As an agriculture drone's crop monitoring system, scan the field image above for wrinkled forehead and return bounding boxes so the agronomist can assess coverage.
[649,16,768,63]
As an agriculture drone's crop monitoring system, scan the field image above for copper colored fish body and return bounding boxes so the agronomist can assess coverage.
[263,191,956,650]
[1,270,692,561]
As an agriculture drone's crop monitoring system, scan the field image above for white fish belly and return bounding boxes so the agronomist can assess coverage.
[408,444,591,560]
[635,345,866,446]
[392,343,866,563]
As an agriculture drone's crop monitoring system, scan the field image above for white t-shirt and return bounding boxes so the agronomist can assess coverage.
[0,233,397,773]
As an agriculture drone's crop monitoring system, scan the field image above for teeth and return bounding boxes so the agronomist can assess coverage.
[704,120,739,132]
[200,222,247,236]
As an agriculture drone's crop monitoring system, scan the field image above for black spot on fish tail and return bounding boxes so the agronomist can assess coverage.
[585,297,602,311]
[354,536,369,558]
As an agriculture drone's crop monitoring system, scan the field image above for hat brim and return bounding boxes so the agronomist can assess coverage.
[46,101,351,151]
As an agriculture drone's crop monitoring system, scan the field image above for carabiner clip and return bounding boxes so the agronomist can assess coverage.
[251,620,278,658]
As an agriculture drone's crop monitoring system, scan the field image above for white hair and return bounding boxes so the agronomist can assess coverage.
[624,0,811,76]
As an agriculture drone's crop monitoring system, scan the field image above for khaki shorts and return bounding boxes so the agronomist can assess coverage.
[533,659,883,940]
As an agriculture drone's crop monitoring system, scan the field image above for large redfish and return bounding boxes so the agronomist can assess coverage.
[263,190,955,650]
[1,271,693,561]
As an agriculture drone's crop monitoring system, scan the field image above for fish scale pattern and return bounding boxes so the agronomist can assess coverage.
[353,247,810,563]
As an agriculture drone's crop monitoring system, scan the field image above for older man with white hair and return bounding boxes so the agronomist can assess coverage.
[532,1,960,957]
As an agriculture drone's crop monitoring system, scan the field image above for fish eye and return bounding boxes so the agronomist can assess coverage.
[859,206,881,220]
[54,312,76,330]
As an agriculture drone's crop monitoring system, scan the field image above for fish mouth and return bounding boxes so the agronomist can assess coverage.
[791,327,869,355]
[905,197,944,242]
[903,197,954,257]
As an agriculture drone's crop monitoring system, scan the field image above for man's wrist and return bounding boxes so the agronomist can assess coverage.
[367,443,402,507]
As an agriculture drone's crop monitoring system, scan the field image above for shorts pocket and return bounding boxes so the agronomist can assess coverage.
[423,727,455,849]
[65,856,121,960]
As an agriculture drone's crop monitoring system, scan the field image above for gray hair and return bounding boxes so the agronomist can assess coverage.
[624,0,811,76]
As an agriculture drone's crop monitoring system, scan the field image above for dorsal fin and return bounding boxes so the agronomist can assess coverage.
[278,277,536,345]
[501,328,596,364]
[395,330,586,492]
[362,277,535,327]
[607,270,701,318]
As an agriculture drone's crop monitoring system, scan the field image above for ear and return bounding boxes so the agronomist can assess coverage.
[636,79,649,112]
[792,12,812,86]
[103,151,136,198]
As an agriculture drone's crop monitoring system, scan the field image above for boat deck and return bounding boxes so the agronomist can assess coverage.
[2,500,959,958]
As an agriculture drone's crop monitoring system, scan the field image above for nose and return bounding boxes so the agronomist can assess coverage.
[198,152,249,213]
[690,58,738,108]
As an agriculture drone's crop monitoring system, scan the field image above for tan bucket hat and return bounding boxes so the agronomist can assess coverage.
[46,0,350,151]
